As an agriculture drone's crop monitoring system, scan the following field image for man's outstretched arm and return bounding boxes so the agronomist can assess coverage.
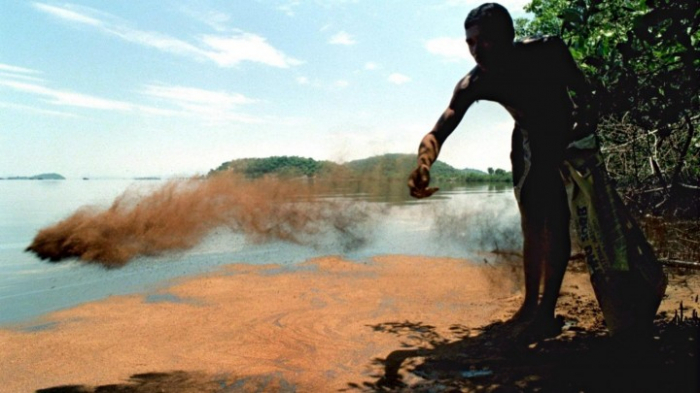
[408,73,477,198]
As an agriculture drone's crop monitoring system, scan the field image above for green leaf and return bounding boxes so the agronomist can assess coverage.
[559,7,584,25]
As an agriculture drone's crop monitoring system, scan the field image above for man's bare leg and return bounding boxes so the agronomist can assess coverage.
[519,178,570,340]
[538,189,571,321]
[511,170,570,339]
[512,218,544,322]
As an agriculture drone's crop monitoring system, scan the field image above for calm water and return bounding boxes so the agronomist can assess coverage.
[0,179,520,326]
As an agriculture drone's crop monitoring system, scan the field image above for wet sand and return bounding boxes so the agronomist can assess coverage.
[1,255,698,392]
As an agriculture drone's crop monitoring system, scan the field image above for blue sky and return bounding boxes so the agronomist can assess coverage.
[1,0,531,178]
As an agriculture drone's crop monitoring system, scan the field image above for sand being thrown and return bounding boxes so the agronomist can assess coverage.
[26,174,382,267]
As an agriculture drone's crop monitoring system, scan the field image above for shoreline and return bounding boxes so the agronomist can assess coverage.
[1,255,697,392]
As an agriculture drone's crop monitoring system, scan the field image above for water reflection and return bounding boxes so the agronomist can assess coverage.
[314,179,512,204]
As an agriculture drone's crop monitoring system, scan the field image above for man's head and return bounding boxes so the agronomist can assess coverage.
[464,3,514,70]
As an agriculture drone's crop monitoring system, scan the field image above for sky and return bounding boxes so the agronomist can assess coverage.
[0,0,532,178]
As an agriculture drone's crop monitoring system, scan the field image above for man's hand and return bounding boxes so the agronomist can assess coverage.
[408,164,439,199]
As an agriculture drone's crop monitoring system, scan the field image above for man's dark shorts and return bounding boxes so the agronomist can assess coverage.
[510,126,569,225]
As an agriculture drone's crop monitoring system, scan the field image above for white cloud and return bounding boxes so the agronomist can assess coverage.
[388,73,411,85]
[179,6,231,32]
[329,31,356,45]
[277,1,301,17]
[33,3,102,26]
[0,72,44,83]
[0,63,44,82]
[0,101,80,118]
[202,33,302,68]
[141,84,256,106]
[334,80,350,88]
[0,75,264,124]
[111,26,205,58]
[140,84,262,124]
[0,79,132,110]
[364,62,379,70]
[33,3,301,69]
[296,76,310,85]
[425,37,470,61]
[0,63,41,75]
[315,0,360,7]
[136,106,181,117]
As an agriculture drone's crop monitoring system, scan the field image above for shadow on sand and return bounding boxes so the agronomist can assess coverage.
[36,371,296,393]
[33,289,699,393]
[32,318,699,392]
[347,316,699,393]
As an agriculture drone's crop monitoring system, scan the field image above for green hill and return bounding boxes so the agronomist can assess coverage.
[3,173,65,180]
[209,156,341,179]
[210,154,510,183]
[33,173,65,180]
[344,153,484,180]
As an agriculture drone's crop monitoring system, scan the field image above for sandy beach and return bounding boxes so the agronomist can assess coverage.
[1,255,698,392]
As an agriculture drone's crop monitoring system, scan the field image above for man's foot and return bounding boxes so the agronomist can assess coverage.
[609,324,655,354]
[514,314,564,344]
[510,303,537,323]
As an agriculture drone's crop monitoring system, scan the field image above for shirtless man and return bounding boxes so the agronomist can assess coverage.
[408,3,595,338]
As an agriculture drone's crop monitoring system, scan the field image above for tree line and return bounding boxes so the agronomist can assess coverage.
[516,0,699,218]
[210,154,513,184]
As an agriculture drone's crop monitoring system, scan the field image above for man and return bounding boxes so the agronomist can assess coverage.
[408,3,596,339]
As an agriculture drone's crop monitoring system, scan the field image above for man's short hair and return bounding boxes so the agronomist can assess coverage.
[464,3,515,42]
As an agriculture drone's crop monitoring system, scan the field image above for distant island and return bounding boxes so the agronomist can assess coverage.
[209,153,512,183]
[1,173,65,180]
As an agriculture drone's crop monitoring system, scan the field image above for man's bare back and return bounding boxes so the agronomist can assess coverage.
[427,36,591,172]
